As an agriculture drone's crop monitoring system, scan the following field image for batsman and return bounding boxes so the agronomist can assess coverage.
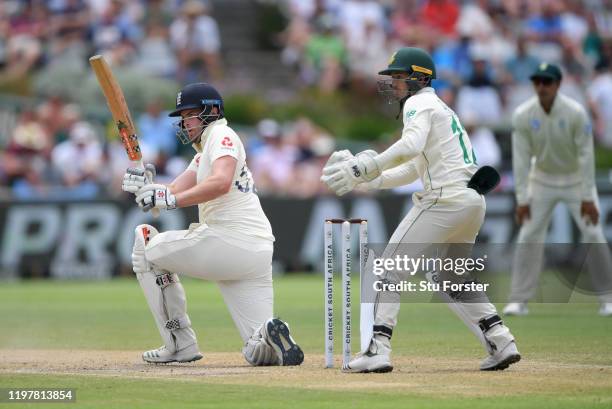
[321,47,520,373]
[122,83,303,366]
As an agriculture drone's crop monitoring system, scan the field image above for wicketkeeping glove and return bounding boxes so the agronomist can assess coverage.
[135,184,177,212]
[323,149,354,168]
[122,164,156,194]
[321,150,381,196]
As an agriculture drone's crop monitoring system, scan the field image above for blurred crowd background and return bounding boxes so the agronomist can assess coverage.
[1,0,611,201]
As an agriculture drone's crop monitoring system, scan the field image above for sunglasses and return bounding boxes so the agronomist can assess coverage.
[532,77,555,86]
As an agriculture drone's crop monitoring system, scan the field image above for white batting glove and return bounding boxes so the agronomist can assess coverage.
[135,184,177,212]
[122,164,156,194]
[321,150,381,196]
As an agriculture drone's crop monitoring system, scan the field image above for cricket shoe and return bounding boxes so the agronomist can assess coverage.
[599,303,612,317]
[503,302,529,316]
[142,344,203,364]
[480,341,521,371]
[343,336,393,373]
[263,318,304,366]
[343,351,393,373]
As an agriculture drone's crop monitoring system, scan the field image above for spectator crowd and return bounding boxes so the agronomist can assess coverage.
[279,0,612,158]
[0,0,224,199]
[0,0,222,83]
[1,0,611,200]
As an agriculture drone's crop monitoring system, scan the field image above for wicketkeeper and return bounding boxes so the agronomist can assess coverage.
[122,83,303,366]
[321,47,520,373]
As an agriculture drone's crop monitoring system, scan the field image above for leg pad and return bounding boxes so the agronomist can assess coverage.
[133,224,197,353]
[156,272,179,288]
[165,315,192,331]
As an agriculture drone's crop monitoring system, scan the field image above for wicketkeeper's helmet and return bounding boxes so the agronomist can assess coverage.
[378,47,437,78]
[377,47,436,107]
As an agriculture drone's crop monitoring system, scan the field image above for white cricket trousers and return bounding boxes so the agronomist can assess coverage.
[374,187,513,352]
[510,180,612,302]
[145,223,274,342]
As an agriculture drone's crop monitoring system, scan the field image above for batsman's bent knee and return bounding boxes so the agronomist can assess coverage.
[132,224,159,274]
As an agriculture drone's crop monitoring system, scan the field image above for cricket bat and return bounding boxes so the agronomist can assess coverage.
[89,55,160,217]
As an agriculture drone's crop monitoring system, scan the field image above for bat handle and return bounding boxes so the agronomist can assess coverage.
[139,159,160,219]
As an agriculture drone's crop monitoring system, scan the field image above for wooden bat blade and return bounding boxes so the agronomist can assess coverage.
[89,55,161,218]
[89,55,142,162]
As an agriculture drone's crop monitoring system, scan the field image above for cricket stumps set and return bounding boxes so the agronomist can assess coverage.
[324,218,373,369]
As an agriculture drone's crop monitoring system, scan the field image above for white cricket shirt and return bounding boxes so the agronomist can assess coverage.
[376,87,479,201]
[188,118,275,245]
[511,93,595,204]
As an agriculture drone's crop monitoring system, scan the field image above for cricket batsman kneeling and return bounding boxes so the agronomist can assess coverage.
[321,48,520,373]
[122,83,303,366]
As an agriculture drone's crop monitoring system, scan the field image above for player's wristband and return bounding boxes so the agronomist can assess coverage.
[166,192,177,210]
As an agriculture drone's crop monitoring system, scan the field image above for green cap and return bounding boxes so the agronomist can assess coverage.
[530,62,562,81]
[378,47,437,79]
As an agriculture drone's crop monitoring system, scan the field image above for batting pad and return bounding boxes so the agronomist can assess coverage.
[137,272,177,352]
[132,224,197,353]
[136,270,198,353]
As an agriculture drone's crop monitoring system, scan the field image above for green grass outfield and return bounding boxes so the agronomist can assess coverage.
[0,275,611,409]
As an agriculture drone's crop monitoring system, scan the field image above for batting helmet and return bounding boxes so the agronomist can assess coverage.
[170,83,225,144]
[169,82,224,117]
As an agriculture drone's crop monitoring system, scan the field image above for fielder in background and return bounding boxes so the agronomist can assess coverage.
[121,83,304,366]
[321,47,520,373]
[504,63,612,317]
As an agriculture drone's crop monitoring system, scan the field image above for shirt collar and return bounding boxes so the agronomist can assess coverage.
[192,118,228,152]
[550,93,562,114]
[537,93,561,116]
[416,87,435,95]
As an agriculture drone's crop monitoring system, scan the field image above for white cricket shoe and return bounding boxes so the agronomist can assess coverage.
[503,302,529,316]
[480,341,521,371]
[142,344,203,364]
[599,303,612,317]
[343,351,393,373]
[343,336,393,373]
